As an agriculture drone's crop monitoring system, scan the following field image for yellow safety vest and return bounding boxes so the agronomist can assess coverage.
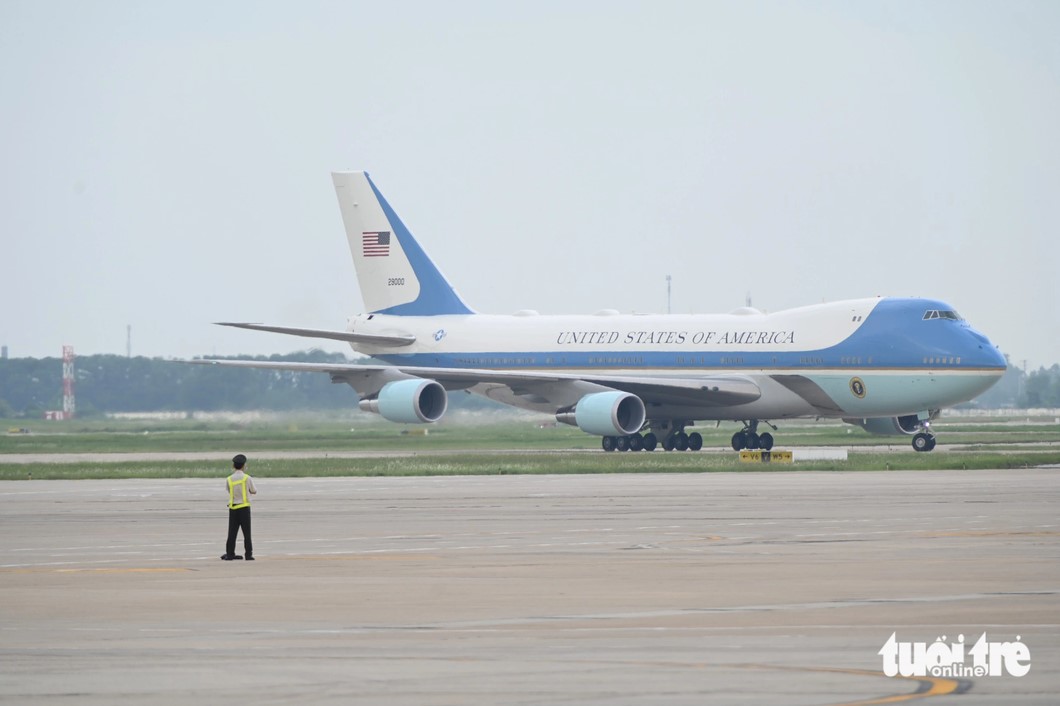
[227,474,251,509]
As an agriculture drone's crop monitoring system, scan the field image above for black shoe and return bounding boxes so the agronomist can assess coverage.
[245,556,255,561]
[220,554,234,560]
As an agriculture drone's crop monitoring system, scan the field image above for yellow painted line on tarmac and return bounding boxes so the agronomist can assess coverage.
[3,567,193,574]
[814,668,961,705]
[735,664,963,705]
[562,660,964,704]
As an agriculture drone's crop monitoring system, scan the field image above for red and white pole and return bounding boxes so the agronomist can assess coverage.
[62,345,75,419]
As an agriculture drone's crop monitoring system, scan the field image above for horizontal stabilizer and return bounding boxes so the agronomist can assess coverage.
[215,322,416,347]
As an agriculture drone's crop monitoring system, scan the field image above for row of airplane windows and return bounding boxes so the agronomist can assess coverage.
[587,357,646,365]
[450,356,960,367]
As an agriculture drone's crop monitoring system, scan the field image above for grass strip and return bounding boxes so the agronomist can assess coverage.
[5,450,1059,480]
[4,426,1058,455]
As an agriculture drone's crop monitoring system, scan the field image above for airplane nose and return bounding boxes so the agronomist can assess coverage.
[988,344,1007,369]
[969,330,1007,369]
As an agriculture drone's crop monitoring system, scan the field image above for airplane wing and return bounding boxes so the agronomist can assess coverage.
[576,374,759,407]
[182,359,761,409]
[215,322,416,347]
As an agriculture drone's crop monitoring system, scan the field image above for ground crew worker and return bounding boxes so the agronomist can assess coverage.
[221,454,257,561]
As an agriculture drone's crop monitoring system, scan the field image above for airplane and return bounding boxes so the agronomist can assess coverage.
[193,171,1007,453]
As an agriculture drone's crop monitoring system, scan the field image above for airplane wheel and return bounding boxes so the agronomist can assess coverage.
[759,432,774,451]
[616,436,630,452]
[629,434,644,452]
[642,433,658,451]
[687,432,703,451]
[927,436,937,451]
[602,436,616,452]
[663,435,676,451]
[674,432,689,451]
[731,432,745,451]
[746,432,760,450]
[912,433,932,452]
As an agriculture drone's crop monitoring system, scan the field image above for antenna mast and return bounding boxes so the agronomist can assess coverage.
[62,345,75,419]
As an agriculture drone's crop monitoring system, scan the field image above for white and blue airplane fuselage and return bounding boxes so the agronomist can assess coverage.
[204,172,1006,453]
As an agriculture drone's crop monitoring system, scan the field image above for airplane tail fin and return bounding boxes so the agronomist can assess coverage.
[332,172,474,316]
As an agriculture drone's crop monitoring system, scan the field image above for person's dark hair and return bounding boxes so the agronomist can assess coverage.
[232,454,247,469]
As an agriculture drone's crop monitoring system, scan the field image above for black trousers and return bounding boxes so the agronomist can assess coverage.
[226,507,252,558]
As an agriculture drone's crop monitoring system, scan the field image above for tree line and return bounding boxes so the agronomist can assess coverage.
[0,351,1057,418]
[0,351,364,418]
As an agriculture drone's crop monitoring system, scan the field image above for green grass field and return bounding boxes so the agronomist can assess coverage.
[3,412,1059,479]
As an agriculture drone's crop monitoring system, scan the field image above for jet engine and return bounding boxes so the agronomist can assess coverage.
[557,391,646,436]
[359,379,448,423]
[843,414,922,436]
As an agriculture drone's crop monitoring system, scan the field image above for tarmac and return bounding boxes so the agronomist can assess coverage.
[1,468,1057,705]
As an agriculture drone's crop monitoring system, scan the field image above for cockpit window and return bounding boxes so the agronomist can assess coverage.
[923,310,963,321]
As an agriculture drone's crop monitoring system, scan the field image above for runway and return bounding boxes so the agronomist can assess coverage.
[1,469,1057,704]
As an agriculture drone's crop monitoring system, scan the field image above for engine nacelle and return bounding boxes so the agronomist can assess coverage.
[359,379,448,423]
[843,414,922,436]
[557,391,646,436]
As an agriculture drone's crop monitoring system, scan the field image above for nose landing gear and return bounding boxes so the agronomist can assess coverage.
[912,422,937,452]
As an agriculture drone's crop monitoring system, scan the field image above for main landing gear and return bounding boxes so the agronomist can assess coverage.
[601,431,705,452]
[601,421,704,452]
[601,420,783,453]
[730,420,776,451]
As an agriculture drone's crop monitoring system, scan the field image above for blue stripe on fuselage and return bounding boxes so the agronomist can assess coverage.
[372,298,1006,372]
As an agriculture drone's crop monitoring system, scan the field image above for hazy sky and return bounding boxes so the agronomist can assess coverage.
[2,1,1058,369]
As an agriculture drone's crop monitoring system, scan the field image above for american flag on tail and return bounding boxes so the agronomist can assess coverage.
[362,231,391,257]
